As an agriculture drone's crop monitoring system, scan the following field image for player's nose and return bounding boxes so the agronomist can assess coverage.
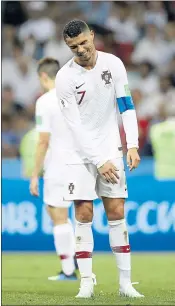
[77,46,85,56]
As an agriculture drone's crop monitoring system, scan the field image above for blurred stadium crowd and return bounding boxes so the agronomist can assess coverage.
[2,1,175,158]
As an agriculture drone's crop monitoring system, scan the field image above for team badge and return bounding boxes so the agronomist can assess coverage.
[60,99,65,107]
[68,183,75,194]
[60,99,68,109]
[101,70,112,85]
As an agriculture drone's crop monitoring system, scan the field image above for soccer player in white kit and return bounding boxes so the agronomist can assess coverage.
[30,58,78,281]
[55,20,144,298]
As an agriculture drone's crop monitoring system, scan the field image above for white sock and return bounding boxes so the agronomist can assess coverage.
[75,220,94,278]
[108,219,131,287]
[53,220,75,276]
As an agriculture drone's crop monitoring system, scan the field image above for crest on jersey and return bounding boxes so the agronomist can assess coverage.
[60,99,65,107]
[60,99,68,109]
[101,70,112,85]
[68,183,75,194]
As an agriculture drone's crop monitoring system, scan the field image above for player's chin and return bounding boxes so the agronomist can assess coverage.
[80,52,90,60]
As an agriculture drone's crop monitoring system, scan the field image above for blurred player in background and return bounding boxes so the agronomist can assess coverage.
[20,128,40,177]
[29,58,78,281]
[55,20,144,298]
[150,106,175,179]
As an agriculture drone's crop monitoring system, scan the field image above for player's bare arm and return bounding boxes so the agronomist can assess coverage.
[30,132,50,196]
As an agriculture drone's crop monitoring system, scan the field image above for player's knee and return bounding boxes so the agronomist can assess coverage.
[53,215,68,225]
[75,201,93,223]
[46,205,68,225]
[107,199,125,221]
[76,209,93,222]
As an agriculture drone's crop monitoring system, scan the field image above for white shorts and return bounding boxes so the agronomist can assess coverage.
[44,179,72,208]
[63,158,128,201]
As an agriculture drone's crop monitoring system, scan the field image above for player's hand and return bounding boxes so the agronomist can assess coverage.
[98,161,119,184]
[30,176,39,196]
[127,148,140,171]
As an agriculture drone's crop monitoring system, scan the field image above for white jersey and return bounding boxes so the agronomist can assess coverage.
[35,88,77,179]
[55,51,139,167]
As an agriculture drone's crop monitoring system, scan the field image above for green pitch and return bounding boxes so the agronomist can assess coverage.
[2,253,175,305]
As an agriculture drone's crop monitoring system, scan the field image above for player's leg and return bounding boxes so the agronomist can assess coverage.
[44,179,77,280]
[46,205,77,280]
[97,158,144,298]
[63,163,97,297]
[75,200,93,277]
[74,200,97,298]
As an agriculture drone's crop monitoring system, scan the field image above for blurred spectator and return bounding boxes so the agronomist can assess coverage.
[168,55,175,87]
[162,22,175,70]
[18,3,56,43]
[11,113,33,145]
[163,1,175,22]
[2,25,17,58]
[132,62,159,97]
[23,34,40,59]
[144,1,168,30]
[2,85,25,117]
[44,24,73,67]
[135,76,175,121]
[106,2,139,43]
[2,1,27,26]
[2,115,19,158]
[131,23,173,67]
[78,1,111,26]
[158,76,175,116]
[2,40,40,108]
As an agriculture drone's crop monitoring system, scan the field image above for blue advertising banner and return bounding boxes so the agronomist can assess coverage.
[2,175,175,252]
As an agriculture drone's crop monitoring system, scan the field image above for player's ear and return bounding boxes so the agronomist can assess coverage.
[90,30,94,40]
[42,72,48,80]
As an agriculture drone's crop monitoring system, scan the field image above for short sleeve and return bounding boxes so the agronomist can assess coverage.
[55,70,82,129]
[35,98,51,133]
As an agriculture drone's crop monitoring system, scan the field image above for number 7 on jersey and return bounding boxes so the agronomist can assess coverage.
[77,90,86,105]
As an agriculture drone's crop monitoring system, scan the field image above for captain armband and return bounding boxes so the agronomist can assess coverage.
[116,96,135,114]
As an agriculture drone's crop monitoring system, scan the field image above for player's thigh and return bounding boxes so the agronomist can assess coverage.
[96,157,128,199]
[63,163,97,201]
[46,205,68,225]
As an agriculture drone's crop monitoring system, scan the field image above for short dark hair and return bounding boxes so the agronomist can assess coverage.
[37,57,60,79]
[63,19,89,39]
